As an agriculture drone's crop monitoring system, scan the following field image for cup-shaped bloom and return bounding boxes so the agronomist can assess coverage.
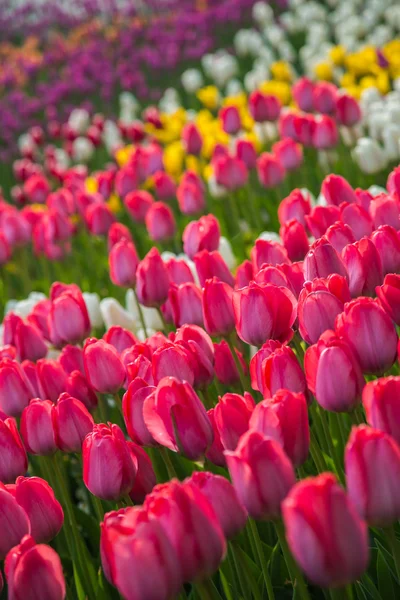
[251,239,290,272]
[100,507,182,598]
[214,392,255,451]
[250,390,309,466]
[298,275,349,344]
[278,188,311,227]
[257,153,285,188]
[312,115,339,149]
[36,359,68,403]
[5,535,65,600]
[127,442,156,504]
[336,94,362,126]
[143,377,213,460]
[304,237,348,281]
[0,358,34,417]
[186,472,247,538]
[203,277,235,337]
[0,417,28,483]
[52,392,94,453]
[13,319,47,363]
[342,237,383,297]
[280,219,309,262]
[260,345,307,399]
[182,214,220,259]
[376,273,400,325]
[194,249,234,287]
[83,338,125,394]
[340,203,373,241]
[48,283,91,347]
[145,480,226,582]
[369,193,400,230]
[145,202,176,242]
[233,282,296,346]
[20,399,57,456]
[83,423,136,501]
[109,239,139,288]
[272,138,303,172]
[107,222,132,251]
[153,171,176,200]
[152,342,195,386]
[65,370,98,411]
[103,326,137,354]
[362,377,400,445]
[305,205,340,239]
[136,247,170,307]
[165,257,195,285]
[123,379,157,446]
[205,408,226,468]
[214,156,248,190]
[226,430,295,520]
[85,202,115,235]
[177,181,205,215]
[370,225,400,275]
[321,174,357,206]
[219,105,241,135]
[282,473,369,588]
[305,332,365,412]
[14,477,63,543]
[169,283,204,328]
[58,345,84,375]
[325,222,355,254]
[345,425,400,526]
[214,340,248,386]
[235,139,257,169]
[292,77,314,111]
[124,190,153,222]
[249,90,281,122]
[182,122,203,155]
[0,485,31,558]
[335,298,398,374]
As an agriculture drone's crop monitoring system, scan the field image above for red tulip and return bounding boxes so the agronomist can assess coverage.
[177,181,205,215]
[325,222,355,254]
[304,237,348,281]
[312,81,337,114]
[249,90,281,122]
[278,188,311,227]
[165,257,194,284]
[280,219,309,261]
[83,338,125,394]
[153,171,176,200]
[235,259,254,288]
[152,342,194,386]
[53,392,94,453]
[214,392,255,451]
[219,105,241,135]
[127,442,156,503]
[85,202,115,235]
[369,193,400,230]
[145,202,176,242]
[202,277,235,337]
[336,94,362,126]
[107,222,132,251]
[293,114,315,146]
[169,282,204,328]
[65,370,98,411]
[0,487,30,559]
[83,423,136,501]
[12,319,47,362]
[226,429,295,520]
[292,77,315,111]
[272,138,303,171]
[322,174,357,206]
[103,326,137,354]
[136,247,170,307]
[205,408,226,467]
[194,249,234,287]
[58,345,84,375]
[214,340,247,386]
[14,477,63,543]
[259,344,307,399]
[362,377,400,445]
[143,377,213,460]
[124,190,153,222]
[251,239,290,272]
[0,417,28,483]
[109,239,139,287]
[182,122,203,155]
[340,203,373,240]
[20,399,57,456]
[305,205,340,238]
[282,473,368,587]
[312,115,338,149]
[123,379,157,446]
[182,214,220,259]
[342,237,383,297]
[214,156,248,190]
[235,139,257,169]
[0,358,34,417]
[5,535,65,600]
[48,283,90,347]
[370,225,400,275]
[257,152,285,188]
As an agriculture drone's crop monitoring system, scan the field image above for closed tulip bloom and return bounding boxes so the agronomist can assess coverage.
[260,345,307,400]
[226,430,295,520]
[249,91,281,122]
[14,477,63,543]
[251,239,290,272]
[65,370,98,411]
[370,225,400,275]
[219,105,241,135]
[83,338,125,394]
[312,115,339,149]
[136,247,170,307]
[0,487,30,559]
[107,222,132,251]
[124,190,153,223]
[85,202,115,236]
[214,156,248,190]
[58,345,84,375]
[169,283,204,328]
[345,425,400,526]
[235,139,257,170]
[187,472,247,538]
[145,202,176,242]
[182,214,220,259]
[336,94,362,126]
[153,171,176,200]
[298,275,349,344]
[177,181,205,215]
[202,277,235,337]
[293,114,315,146]
[194,249,234,287]
[20,399,57,455]
[125,355,154,386]
[143,377,213,460]
[322,174,357,206]
[5,535,65,600]
[52,393,94,453]
[13,320,47,363]
[292,77,315,112]
[362,377,400,445]
[214,392,255,451]
[123,378,157,446]
[235,259,254,288]
[312,82,337,114]
[340,203,373,241]
[0,359,34,417]
[100,507,182,599]
[376,274,400,325]
[250,340,282,392]
[278,188,311,227]
[272,138,303,172]
[280,219,309,261]
[0,418,28,483]
[335,298,397,374]
[257,152,285,188]
[109,239,139,288]
[306,205,341,239]
[83,423,136,501]
[152,342,195,386]
[342,238,383,297]
[48,284,91,347]
[214,340,248,386]
[206,408,226,467]
[369,193,400,230]
[305,331,365,412]
[282,473,368,588]
[127,442,156,503]
[182,122,202,155]
[145,480,226,582]
[250,390,309,467]
[325,222,356,254]
[233,282,296,346]
[304,237,348,281]
[103,326,137,354]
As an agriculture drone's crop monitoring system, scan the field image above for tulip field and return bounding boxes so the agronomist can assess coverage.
[2,0,400,598]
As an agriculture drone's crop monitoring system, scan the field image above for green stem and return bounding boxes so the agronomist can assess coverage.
[384,525,400,581]
[133,288,149,338]
[330,587,350,600]
[195,579,223,600]
[274,520,311,600]
[225,334,247,392]
[160,446,178,480]
[230,542,261,600]
[92,494,105,523]
[318,406,345,483]
[96,394,108,423]
[201,388,215,410]
[248,519,275,600]
[309,431,328,473]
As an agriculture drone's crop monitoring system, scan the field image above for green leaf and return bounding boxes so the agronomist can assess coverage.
[374,538,398,582]
[219,569,234,600]
[73,564,86,600]
[359,573,383,600]
[377,550,395,600]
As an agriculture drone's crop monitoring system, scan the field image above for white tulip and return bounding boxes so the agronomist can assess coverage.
[100,297,136,331]
[68,108,89,134]
[54,148,70,170]
[4,300,18,315]
[368,185,388,197]
[208,174,227,198]
[225,79,243,96]
[382,124,400,161]
[18,133,36,154]
[258,231,282,243]
[252,2,273,26]
[352,137,387,174]
[181,68,204,93]
[119,92,139,112]
[83,293,103,329]
[218,237,236,270]
[125,289,163,331]
[72,137,95,163]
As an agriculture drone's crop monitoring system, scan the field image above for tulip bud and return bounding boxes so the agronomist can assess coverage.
[102,327,136,355]
[53,392,94,453]
[305,331,365,412]
[5,535,66,599]
[152,342,194,386]
[235,259,254,288]
[169,282,204,328]
[136,247,170,307]
[219,105,241,135]
[182,214,220,259]
[206,408,226,467]
[322,174,357,206]
[109,239,139,288]
[165,257,194,284]
[187,472,247,538]
[260,345,308,400]
[336,298,397,374]
[13,319,47,362]
[336,94,362,126]
[0,358,34,417]
[145,202,176,242]
[0,487,30,559]
[176,181,205,215]
[282,473,368,587]
[83,423,136,501]
[20,399,57,455]
[292,77,314,112]
[362,377,400,445]
[123,379,156,446]
[370,224,400,275]
[48,283,91,347]
[233,282,296,346]
[369,193,400,230]
[83,338,125,394]
[127,442,156,503]
[293,114,315,146]
[213,340,247,386]
[257,152,285,188]
[342,238,383,297]
[272,138,303,172]
[226,429,295,520]
[14,477,63,543]
[124,190,153,222]
[304,237,348,281]
[143,377,213,460]
[194,249,234,287]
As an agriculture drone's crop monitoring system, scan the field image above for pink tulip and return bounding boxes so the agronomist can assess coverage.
[20,399,57,455]
[14,477,63,543]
